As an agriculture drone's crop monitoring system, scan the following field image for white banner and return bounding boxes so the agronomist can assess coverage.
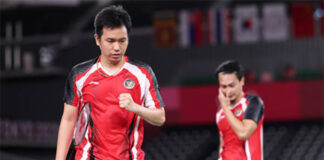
[262,3,288,41]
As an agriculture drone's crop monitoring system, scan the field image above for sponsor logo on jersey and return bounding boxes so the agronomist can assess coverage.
[124,78,135,89]
[235,108,242,116]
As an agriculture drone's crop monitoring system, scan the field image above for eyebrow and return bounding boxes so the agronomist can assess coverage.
[106,37,127,40]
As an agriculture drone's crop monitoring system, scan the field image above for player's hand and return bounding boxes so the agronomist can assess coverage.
[119,93,138,113]
[218,88,230,108]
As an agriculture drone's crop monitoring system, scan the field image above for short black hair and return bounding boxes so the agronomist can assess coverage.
[94,5,132,38]
[215,60,244,80]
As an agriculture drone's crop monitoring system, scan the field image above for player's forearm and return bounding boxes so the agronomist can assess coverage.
[56,118,75,160]
[222,106,249,140]
[134,105,165,126]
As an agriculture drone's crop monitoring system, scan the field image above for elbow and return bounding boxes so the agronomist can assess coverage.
[155,115,166,127]
[155,108,166,127]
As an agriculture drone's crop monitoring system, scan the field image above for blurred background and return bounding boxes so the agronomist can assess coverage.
[0,0,323,159]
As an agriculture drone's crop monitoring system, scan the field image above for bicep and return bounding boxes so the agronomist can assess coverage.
[62,103,78,122]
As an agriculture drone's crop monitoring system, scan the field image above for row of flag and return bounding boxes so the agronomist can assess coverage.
[154,2,324,48]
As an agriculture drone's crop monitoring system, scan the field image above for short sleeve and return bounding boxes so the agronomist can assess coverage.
[144,66,164,109]
[63,70,79,107]
[243,96,264,124]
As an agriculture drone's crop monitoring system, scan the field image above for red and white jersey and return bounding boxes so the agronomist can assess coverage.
[63,56,164,160]
[216,94,264,160]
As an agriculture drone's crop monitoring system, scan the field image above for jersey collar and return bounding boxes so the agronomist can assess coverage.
[228,92,246,110]
[97,55,127,77]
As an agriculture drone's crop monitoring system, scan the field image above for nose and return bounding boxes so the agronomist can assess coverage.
[222,88,231,97]
[226,89,231,97]
[113,42,120,51]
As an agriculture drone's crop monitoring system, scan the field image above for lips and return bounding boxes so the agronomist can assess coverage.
[111,54,121,58]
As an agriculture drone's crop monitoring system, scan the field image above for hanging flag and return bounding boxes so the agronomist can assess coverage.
[179,9,190,48]
[205,8,216,45]
[154,10,177,48]
[291,2,314,38]
[215,8,232,44]
[321,2,324,37]
[262,3,288,41]
[189,9,203,46]
[178,9,203,47]
[233,5,259,44]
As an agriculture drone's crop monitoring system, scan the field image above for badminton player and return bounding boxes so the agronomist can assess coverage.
[215,60,264,160]
[55,5,165,160]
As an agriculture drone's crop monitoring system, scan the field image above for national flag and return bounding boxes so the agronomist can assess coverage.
[154,10,177,48]
[262,3,288,41]
[215,8,232,44]
[205,8,216,45]
[189,9,203,46]
[178,9,203,47]
[291,2,314,38]
[233,5,259,43]
[178,9,190,48]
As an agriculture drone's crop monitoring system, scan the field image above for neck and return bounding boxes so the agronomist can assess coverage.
[100,56,125,73]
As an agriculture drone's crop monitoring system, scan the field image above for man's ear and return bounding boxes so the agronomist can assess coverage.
[94,34,100,46]
[241,76,245,86]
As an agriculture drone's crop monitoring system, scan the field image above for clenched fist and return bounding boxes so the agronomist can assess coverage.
[119,93,138,113]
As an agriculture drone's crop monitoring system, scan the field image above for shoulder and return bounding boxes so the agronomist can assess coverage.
[127,57,156,77]
[128,57,153,71]
[70,57,98,76]
[246,94,264,108]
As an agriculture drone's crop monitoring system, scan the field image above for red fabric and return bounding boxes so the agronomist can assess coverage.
[321,3,324,36]
[291,2,314,38]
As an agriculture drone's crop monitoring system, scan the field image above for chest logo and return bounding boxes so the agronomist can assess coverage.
[235,108,242,116]
[124,78,135,89]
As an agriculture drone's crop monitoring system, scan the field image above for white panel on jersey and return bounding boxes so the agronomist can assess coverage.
[75,64,97,98]
[241,97,248,112]
[124,63,148,104]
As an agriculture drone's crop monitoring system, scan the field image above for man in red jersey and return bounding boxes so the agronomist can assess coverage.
[215,60,264,160]
[56,5,165,160]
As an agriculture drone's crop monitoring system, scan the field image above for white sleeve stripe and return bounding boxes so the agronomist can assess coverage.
[146,90,156,109]
[80,127,91,160]
[131,115,141,160]
[216,110,223,124]
[245,140,252,160]
[261,125,264,160]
